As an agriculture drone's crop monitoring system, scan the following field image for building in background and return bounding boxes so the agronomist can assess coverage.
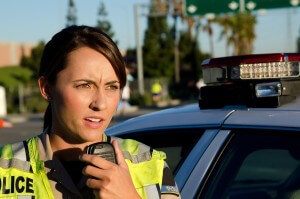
[0,42,35,68]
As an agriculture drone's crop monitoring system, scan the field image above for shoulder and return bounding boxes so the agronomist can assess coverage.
[112,137,149,153]
[0,141,24,158]
[0,139,33,172]
[112,136,166,163]
[112,137,181,197]
[0,136,40,159]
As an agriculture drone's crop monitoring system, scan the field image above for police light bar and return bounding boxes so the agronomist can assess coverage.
[199,53,300,109]
[202,53,300,84]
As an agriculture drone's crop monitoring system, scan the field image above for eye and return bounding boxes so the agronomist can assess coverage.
[77,83,91,89]
[107,84,119,90]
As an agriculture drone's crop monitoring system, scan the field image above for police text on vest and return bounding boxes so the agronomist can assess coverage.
[0,176,34,194]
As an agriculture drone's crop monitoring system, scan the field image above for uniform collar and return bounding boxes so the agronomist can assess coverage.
[37,130,83,197]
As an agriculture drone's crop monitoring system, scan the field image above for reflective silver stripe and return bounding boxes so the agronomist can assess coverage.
[12,141,27,161]
[114,137,152,163]
[145,184,160,199]
[122,151,132,160]
[122,151,152,163]
[18,196,34,199]
[137,142,151,155]
[0,157,31,172]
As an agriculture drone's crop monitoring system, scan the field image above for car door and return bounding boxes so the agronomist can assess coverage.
[185,129,300,199]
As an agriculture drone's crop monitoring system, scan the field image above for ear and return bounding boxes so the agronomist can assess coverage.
[38,76,51,101]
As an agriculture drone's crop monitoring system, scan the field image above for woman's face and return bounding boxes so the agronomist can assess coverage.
[49,47,121,144]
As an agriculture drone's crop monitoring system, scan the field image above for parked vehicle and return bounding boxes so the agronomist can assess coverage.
[107,53,300,199]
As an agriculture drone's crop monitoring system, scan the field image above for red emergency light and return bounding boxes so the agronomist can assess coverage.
[202,53,300,84]
[199,53,300,109]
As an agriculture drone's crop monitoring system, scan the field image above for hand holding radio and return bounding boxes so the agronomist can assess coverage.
[80,140,141,199]
[85,142,117,164]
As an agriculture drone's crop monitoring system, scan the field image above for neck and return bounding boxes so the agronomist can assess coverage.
[49,132,101,161]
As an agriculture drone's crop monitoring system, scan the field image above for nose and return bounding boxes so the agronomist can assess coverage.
[89,90,107,111]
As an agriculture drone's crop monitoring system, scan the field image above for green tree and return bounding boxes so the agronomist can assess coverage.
[179,31,209,80]
[143,16,174,78]
[143,4,174,78]
[66,0,77,27]
[96,1,115,40]
[20,41,45,80]
[0,67,32,88]
[172,30,209,99]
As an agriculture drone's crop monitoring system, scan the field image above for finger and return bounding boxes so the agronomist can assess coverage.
[86,178,104,189]
[80,153,113,169]
[112,140,128,168]
[83,165,109,181]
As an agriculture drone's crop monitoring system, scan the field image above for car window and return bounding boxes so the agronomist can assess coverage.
[118,128,204,174]
[199,130,300,199]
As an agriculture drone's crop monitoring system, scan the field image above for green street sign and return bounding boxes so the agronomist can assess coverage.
[185,0,300,16]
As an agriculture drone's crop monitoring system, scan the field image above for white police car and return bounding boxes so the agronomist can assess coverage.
[106,53,300,199]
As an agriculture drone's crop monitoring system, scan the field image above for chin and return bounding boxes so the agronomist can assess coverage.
[80,131,103,142]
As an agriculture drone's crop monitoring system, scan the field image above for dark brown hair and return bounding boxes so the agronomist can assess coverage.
[39,25,126,130]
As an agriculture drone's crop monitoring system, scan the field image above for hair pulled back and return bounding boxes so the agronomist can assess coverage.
[39,25,126,130]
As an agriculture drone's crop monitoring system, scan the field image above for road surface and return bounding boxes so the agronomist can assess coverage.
[0,107,158,145]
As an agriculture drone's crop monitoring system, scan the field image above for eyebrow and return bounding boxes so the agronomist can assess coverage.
[72,79,120,85]
[72,79,96,84]
[105,80,120,85]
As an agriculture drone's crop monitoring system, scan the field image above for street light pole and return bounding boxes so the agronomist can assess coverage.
[239,0,245,12]
[173,15,180,83]
[134,4,145,95]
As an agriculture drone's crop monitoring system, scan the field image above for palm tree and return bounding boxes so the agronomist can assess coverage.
[202,18,215,57]
[215,12,256,55]
[152,0,169,13]
[232,13,256,55]
[215,15,232,56]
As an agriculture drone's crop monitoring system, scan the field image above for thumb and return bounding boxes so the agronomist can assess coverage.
[112,140,128,168]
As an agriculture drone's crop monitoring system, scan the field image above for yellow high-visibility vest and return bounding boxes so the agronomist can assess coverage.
[0,136,166,199]
[151,82,162,94]
[0,137,54,198]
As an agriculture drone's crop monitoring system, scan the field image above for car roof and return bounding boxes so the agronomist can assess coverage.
[224,109,300,130]
[107,99,300,136]
[225,96,300,130]
[107,104,234,136]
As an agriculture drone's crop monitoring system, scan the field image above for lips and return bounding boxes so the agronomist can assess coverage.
[86,117,101,122]
[84,116,104,129]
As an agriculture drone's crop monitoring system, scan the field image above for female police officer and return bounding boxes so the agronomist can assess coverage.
[0,25,180,199]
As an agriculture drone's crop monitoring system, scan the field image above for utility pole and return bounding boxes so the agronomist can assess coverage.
[239,0,245,12]
[297,28,300,53]
[134,4,145,95]
[173,15,180,83]
[18,84,25,113]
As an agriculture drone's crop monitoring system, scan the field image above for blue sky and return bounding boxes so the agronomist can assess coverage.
[0,0,299,57]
